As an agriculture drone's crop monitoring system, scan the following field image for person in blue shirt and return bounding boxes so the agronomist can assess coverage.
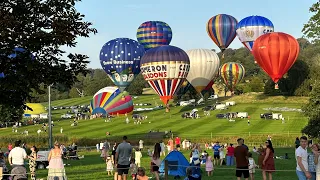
[212,142,221,166]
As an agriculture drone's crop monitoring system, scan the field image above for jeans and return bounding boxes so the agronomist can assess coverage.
[296,170,307,180]
[310,172,316,180]
[226,155,234,166]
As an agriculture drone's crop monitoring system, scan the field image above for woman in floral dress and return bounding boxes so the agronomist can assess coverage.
[28,146,37,180]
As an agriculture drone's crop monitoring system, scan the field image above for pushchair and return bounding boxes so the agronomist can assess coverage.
[10,166,27,180]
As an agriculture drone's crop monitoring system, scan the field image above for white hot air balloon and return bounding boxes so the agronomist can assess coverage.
[186,49,220,93]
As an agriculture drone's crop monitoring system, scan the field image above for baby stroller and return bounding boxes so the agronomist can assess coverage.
[10,166,27,180]
[67,147,79,160]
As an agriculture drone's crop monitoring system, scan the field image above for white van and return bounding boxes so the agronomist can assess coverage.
[226,101,236,106]
[39,113,48,119]
[272,113,283,120]
[237,112,248,118]
[216,104,227,110]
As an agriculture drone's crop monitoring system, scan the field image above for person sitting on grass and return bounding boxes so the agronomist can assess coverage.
[184,167,201,180]
[135,167,148,180]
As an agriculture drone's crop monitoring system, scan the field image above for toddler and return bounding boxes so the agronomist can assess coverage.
[106,156,113,176]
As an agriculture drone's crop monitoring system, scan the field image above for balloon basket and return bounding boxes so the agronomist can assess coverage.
[274,84,279,90]
[165,104,170,113]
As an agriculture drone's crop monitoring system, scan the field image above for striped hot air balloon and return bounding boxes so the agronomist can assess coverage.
[220,62,245,92]
[137,21,172,50]
[90,87,133,115]
[206,14,238,53]
[140,45,190,106]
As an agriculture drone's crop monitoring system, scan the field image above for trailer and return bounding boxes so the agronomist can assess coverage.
[237,112,248,118]
[272,113,283,120]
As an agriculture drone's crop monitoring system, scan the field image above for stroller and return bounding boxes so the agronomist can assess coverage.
[10,166,27,180]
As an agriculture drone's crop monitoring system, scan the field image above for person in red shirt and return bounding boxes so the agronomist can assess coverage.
[226,143,235,166]
[175,137,181,146]
[168,139,173,152]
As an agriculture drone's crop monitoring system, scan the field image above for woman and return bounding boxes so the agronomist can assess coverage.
[190,144,201,176]
[258,144,265,168]
[48,141,67,180]
[112,143,118,180]
[262,140,275,180]
[28,146,37,180]
[226,144,234,166]
[312,144,320,180]
[219,145,226,166]
[148,143,161,180]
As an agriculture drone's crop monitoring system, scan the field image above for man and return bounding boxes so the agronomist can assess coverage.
[296,136,312,180]
[175,136,181,146]
[115,136,132,180]
[8,140,27,168]
[104,140,110,156]
[234,138,249,180]
[213,142,221,166]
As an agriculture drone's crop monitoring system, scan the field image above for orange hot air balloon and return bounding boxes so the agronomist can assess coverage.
[252,32,299,85]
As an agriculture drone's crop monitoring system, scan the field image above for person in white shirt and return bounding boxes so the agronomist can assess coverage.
[8,140,27,168]
[296,136,312,180]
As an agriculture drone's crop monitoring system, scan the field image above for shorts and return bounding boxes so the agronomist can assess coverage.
[117,164,130,175]
[214,154,220,159]
[151,162,159,172]
[236,166,249,178]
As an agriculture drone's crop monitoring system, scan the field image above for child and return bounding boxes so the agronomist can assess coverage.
[201,151,208,165]
[106,156,113,176]
[130,158,137,180]
[136,167,149,180]
[205,154,214,176]
[135,148,142,167]
[184,167,201,180]
[248,152,257,180]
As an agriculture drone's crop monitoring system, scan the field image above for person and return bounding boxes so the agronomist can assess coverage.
[149,143,161,180]
[258,144,265,168]
[184,167,201,180]
[0,152,8,177]
[168,138,174,152]
[47,141,67,180]
[160,141,166,156]
[115,136,132,180]
[234,138,249,180]
[135,148,142,167]
[139,140,144,150]
[295,137,301,149]
[8,143,13,152]
[308,144,317,180]
[205,153,214,176]
[190,144,201,176]
[175,136,181,146]
[8,140,27,168]
[100,147,106,161]
[220,145,226,166]
[130,158,137,180]
[296,136,312,180]
[213,142,221,166]
[262,140,275,180]
[248,152,257,180]
[28,146,37,180]
[253,147,257,153]
[96,143,100,152]
[106,156,114,176]
[112,143,118,180]
[227,143,235,166]
[136,167,149,180]
[60,127,63,134]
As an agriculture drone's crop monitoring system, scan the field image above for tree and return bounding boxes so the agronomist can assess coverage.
[302,81,320,138]
[0,0,97,111]
[302,1,320,43]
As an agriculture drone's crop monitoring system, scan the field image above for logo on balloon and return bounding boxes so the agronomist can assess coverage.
[245,30,254,38]
[141,64,190,80]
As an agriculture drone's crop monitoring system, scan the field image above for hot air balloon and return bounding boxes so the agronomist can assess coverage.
[186,49,220,93]
[236,15,274,52]
[206,14,238,54]
[220,62,245,92]
[137,21,172,50]
[140,45,190,110]
[100,38,145,92]
[90,86,134,115]
[252,32,299,88]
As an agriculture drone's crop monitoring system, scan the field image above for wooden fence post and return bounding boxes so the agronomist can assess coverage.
[164,160,169,180]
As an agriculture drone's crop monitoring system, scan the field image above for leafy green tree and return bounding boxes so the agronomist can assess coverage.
[302,1,320,43]
[126,74,146,95]
[0,0,97,114]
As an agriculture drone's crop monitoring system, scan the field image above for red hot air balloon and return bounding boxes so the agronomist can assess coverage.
[252,32,299,87]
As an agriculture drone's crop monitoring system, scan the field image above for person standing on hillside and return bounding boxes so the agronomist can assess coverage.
[296,136,312,180]
[226,143,235,166]
[212,142,221,166]
[115,136,132,180]
[234,138,249,180]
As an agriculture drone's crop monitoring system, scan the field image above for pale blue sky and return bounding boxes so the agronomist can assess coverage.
[64,0,314,68]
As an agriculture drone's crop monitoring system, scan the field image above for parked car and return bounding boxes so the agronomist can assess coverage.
[208,95,218,100]
[260,113,272,119]
[202,105,215,111]
[216,113,227,119]
[61,114,73,119]
[215,104,228,110]
[226,101,236,106]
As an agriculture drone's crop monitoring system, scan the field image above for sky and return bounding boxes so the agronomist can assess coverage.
[63,0,315,68]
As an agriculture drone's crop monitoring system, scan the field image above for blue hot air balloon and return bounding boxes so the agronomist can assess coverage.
[100,38,145,92]
[236,15,274,51]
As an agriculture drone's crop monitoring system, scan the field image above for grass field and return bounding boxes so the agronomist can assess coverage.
[30,148,297,180]
[0,92,309,147]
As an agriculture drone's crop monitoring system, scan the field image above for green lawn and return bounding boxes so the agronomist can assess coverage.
[31,148,297,180]
[0,93,308,145]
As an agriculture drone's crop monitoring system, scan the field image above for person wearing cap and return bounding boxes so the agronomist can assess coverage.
[8,140,27,168]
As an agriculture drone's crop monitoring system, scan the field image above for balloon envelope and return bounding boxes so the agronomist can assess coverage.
[236,15,274,51]
[90,86,134,115]
[186,49,220,93]
[100,38,145,91]
[207,14,238,52]
[220,62,245,92]
[252,32,299,83]
[137,21,172,50]
[140,45,190,104]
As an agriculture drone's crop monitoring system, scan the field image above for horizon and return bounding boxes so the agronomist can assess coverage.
[62,0,314,69]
